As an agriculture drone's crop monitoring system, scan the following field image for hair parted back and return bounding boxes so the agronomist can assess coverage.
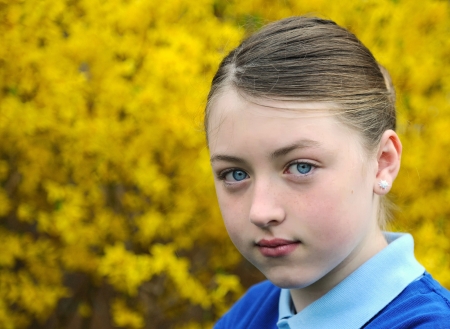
[205,16,396,147]
[205,16,397,226]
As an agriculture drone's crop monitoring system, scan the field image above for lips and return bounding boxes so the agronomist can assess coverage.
[256,238,300,257]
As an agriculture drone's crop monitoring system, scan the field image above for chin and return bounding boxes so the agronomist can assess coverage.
[269,278,312,290]
[263,271,316,290]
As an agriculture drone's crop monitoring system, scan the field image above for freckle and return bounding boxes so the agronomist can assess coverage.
[351,190,353,194]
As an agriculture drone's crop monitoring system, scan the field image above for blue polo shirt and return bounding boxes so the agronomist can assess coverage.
[214,233,450,328]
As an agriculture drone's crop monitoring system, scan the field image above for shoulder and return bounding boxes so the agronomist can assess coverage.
[364,273,450,328]
[214,280,280,329]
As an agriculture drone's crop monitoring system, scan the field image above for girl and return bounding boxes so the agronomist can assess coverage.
[205,16,450,328]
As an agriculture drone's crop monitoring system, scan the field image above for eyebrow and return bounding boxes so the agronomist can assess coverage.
[270,140,321,159]
[210,139,321,164]
[210,154,249,165]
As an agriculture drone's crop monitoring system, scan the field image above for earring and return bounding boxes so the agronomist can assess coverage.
[378,180,389,190]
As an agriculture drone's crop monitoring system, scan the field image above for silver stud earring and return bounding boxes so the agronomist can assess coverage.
[378,180,389,190]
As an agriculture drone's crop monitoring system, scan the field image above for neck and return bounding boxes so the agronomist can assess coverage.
[290,229,388,313]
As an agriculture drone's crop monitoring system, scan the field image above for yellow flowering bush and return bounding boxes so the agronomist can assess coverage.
[0,0,448,328]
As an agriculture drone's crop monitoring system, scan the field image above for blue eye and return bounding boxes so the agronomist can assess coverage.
[296,163,312,174]
[286,162,314,175]
[223,170,248,182]
[231,170,248,181]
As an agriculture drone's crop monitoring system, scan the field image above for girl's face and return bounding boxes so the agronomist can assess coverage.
[208,89,388,296]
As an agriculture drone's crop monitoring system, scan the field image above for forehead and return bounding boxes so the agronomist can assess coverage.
[208,88,339,124]
[207,89,359,152]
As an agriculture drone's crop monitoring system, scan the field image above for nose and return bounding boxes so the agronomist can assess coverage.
[249,180,286,228]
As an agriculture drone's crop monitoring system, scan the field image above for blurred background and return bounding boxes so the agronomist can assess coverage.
[0,0,449,328]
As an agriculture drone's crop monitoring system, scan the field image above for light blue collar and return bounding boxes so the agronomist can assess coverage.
[277,233,425,329]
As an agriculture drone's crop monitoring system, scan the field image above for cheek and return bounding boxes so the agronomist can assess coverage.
[216,189,248,238]
[294,183,363,244]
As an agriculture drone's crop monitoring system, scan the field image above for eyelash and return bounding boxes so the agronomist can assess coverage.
[217,168,248,183]
[284,160,316,176]
[217,160,317,184]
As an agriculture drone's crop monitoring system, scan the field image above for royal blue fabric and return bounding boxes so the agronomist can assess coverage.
[362,273,450,329]
[214,280,280,329]
[214,275,450,328]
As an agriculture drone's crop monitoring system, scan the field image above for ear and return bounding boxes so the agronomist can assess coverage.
[373,130,402,195]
